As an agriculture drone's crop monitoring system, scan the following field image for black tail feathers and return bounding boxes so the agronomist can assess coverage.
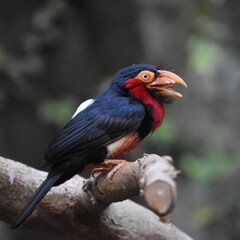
[11,173,61,229]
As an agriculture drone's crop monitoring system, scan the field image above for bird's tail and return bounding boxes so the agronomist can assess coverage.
[11,173,62,229]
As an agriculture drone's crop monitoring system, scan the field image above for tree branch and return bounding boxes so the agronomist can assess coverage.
[0,155,193,240]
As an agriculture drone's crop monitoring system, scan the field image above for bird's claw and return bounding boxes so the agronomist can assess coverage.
[106,161,128,182]
[90,159,129,183]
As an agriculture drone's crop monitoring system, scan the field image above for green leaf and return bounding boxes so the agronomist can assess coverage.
[188,35,217,74]
[150,120,176,144]
[181,152,236,183]
[38,97,77,126]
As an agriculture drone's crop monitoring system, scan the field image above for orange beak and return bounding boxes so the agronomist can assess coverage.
[148,70,187,98]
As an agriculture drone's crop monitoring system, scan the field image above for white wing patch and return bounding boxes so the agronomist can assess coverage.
[71,99,95,119]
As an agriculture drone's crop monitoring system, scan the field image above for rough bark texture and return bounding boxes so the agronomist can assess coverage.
[84,154,179,223]
[0,155,193,240]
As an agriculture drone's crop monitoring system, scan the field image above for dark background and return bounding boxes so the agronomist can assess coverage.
[0,0,240,239]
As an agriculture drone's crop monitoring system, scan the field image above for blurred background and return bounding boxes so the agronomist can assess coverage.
[0,0,239,239]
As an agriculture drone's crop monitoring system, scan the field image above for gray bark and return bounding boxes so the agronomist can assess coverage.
[0,155,193,240]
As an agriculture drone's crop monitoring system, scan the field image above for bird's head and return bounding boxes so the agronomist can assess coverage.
[112,64,187,104]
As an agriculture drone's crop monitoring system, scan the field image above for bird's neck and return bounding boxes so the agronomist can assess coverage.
[129,85,165,132]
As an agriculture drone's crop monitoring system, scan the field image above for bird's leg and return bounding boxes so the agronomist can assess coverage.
[83,163,110,178]
[102,159,129,182]
[83,163,108,171]
[88,159,129,182]
[91,165,110,177]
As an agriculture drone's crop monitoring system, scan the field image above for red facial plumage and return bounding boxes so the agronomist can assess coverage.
[126,79,165,132]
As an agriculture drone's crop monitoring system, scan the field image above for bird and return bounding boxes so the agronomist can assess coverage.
[11,64,187,229]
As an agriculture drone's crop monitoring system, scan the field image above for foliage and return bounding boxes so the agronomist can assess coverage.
[38,97,77,126]
[188,35,217,75]
[150,120,177,144]
[181,151,235,183]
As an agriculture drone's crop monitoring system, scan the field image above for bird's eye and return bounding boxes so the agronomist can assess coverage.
[136,70,155,83]
[143,74,149,80]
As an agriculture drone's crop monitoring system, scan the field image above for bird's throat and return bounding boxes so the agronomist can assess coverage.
[129,85,165,132]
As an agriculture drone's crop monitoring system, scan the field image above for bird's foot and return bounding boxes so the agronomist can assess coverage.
[91,164,110,177]
[104,159,129,182]
[90,159,129,182]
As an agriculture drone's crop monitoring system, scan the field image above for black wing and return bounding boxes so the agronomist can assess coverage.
[44,97,145,165]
